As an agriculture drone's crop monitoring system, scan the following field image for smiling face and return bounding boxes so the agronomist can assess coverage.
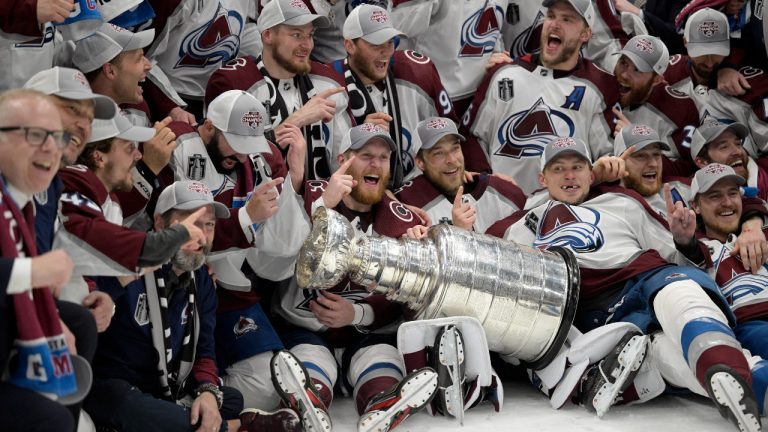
[693,179,742,243]
[264,23,315,77]
[109,48,151,105]
[622,144,663,197]
[340,138,392,208]
[0,92,63,195]
[51,96,95,166]
[614,55,661,107]
[416,135,465,196]
[158,205,216,272]
[345,37,395,85]
[540,1,591,70]
[696,130,749,180]
[539,154,593,204]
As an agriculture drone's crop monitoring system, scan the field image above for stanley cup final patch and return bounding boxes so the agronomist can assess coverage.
[187,154,207,181]
[498,78,514,102]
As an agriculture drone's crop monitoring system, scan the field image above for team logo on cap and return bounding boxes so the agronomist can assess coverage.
[698,21,721,37]
[73,71,90,89]
[634,37,654,53]
[426,118,449,130]
[552,137,576,148]
[360,123,382,134]
[290,0,309,11]
[704,163,727,175]
[631,125,652,136]
[242,111,264,130]
[187,182,210,195]
[701,117,722,129]
[108,24,125,32]
[370,10,389,24]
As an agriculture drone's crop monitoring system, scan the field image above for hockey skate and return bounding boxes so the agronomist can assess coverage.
[704,364,762,432]
[358,367,439,432]
[577,331,649,417]
[238,408,302,432]
[270,350,332,432]
[431,324,466,422]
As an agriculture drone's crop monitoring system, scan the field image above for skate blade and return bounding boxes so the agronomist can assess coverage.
[272,352,331,432]
[359,370,439,432]
[710,372,761,432]
[593,335,648,418]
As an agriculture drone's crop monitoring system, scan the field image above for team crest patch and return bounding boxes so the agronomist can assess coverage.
[369,10,389,24]
[361,123,383,134]
[698,21,720,37]
[498,78,513,102]
[187,181,210,195]
[703,163,727,175]
[634,37,654,53]
[187,154,206,180]
[135,293,149,326]
[290,0,309,11]
[234,316,259,338]
[631,125,652,136]
[426,118,449,129]
[389,201,414,223]
[552,137,576,148]
[664,272,688,281]
[242,111,264,130]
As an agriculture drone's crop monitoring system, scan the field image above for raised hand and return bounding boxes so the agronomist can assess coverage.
[176,207,207,252]
[245,177,284,223]
[37,0,74,24]
[593,145,634,184]
[322,156,356,208]
[612,106,630,138]
[141,117,176,175]
[364,112,393,131]
[664,183,696,245]
[277,123,307,191]
[451,186,476,230]
[285,87,346,127]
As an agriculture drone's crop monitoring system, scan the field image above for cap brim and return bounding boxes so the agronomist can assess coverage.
[697,173,746,196]
[724,122,749,140]
[124,28,155,51]
[283,14,331,29]
[634,139,670,152]
[615,50,653,73]
[54,92,117,120]
[687,42,729,58]
[56,355,92,406]
[362,28,406,45]
[351,133,397,152]
[173,200,231,219]
[542,149,592,170]
[119,125,156,142]
[421,132,465,151]
[223,132,271,154]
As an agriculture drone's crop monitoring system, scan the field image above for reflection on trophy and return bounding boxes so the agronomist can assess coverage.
[296,207,580,368]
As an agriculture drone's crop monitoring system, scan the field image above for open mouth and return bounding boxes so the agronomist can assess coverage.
[546,33,562,51]
[363,175,380,186]
[32,161,54,172]
[641,171,657,181]
[443,168,460,176]
[561,184,580,191]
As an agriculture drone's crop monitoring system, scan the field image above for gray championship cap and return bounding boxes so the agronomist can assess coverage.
[24,67,116,120]
[415,117,465,151]
[684,8,730,57]
[258,0,331,32]
[690,163,745,197]
[614,123,670,154]
[73,23,155,73]
[155,180,230,218]
[90,107,156,143]
[542,0,595,28]
[690,117,749,158]
[343,4,405,45]
[207,90,270,154]
[615,35,670,75]
[339,123,397,154]
[540,136,592,171]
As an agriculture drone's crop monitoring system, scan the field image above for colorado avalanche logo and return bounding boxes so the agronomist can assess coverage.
[716,252,768,306]
[510,11,544,58]
[242,111,263,130]
[233,316,259,338]
[533,201,604,252]
[495,98,575,159]
[460,4,504,57]
[698,21,721,37]
[176,4,243,68]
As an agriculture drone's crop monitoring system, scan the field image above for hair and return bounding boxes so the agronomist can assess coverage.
[83,55,124,83]
[77,138,115,170]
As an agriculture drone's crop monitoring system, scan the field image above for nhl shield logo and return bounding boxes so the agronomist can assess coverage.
[187,154,206,181]
[498,78,513,102]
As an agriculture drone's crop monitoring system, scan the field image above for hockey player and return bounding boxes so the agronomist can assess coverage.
[271,123,437,432]
[205,0,353,182]
[611,34,701,178]
[461,0,619,195]
[83,180,250,432]
[487,136,762,431]
[333,4,457,186]
[396,117,526,232]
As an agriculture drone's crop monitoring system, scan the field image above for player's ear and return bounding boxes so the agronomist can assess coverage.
[580,27,592,44]
[343,39,355,56]
[538,171,547,187]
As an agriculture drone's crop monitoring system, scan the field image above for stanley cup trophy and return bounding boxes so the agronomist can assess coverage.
[297,207,580,369]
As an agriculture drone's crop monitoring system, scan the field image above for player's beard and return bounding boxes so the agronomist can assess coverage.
[423,164,465,197]
[172,243,211,272]
[349,165,390,206]
[350,54,388,84]
[623,170,662,197]
[692,62,716,83]
[272,45,311,75]
[619,77,655,107]
[540,33,581,69]
[106,160,136,192]
[207,136,241,175]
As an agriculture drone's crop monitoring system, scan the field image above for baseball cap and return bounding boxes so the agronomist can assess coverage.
[690,118,749,158]
[339,123,396,154]
[207,90,270,154]
[24,67,116,120]
[614,123,670,154]
[615,35,670,75]
[72,23,155,73]
[684,8,730,57]
[540,136,591,171]
[258,0,331,32]
[343,4,405,45]
[542,0,595,28]
[155,180,230,218]
[416,117,465,151]
[90,108,156,143]
[690,163,745,197]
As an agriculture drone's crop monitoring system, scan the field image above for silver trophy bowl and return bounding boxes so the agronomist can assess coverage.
[297,207,580,368]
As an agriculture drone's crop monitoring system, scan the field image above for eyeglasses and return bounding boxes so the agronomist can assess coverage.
[0,126,71,149]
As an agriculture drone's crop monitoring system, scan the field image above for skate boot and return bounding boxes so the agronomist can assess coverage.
[577,331,649,417]
[431,324,466,421]
[238,408,302,432]
[270,350,332,432]
[704,364,761,432]
[358,367,438,432]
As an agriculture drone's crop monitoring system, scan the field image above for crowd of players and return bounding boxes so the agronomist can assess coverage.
[3,0,768,431]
